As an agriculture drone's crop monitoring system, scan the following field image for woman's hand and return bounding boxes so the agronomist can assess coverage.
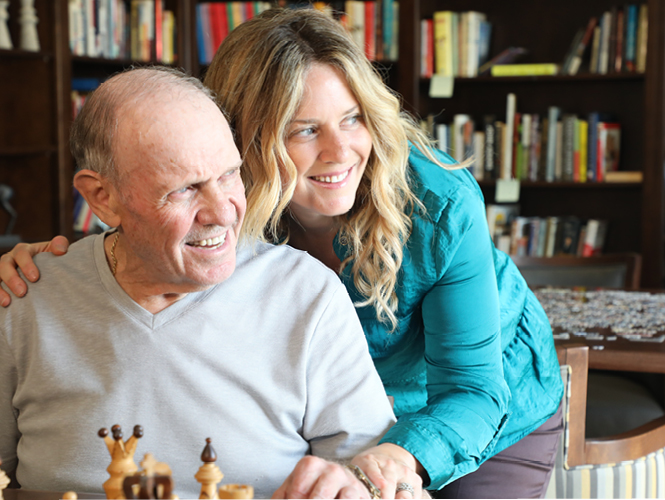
[0,236,69,306]
[272,455,374,499]
[351,443,429,499]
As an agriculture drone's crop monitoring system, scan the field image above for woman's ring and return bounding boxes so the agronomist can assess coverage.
[396,482,415,497]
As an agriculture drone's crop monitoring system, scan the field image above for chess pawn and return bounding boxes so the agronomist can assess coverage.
[62,493,78,500]
[0,0,11,50]
[195,438,224,500]
[99,424,144,499]
[218,484,253,499]
[19,0,39,51]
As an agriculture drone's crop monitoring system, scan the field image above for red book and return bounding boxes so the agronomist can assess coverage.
[615,7,624,72]
[209,3,223,55]
[245,1,255,21]
[218,4,229,44]
[364,1,376,60]
[154,0,163,61]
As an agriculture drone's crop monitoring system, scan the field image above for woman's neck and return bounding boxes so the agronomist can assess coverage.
[287,216,341,273]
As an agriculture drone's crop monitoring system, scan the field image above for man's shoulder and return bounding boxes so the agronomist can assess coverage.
[33,234,98,275]
[237,240,339,280]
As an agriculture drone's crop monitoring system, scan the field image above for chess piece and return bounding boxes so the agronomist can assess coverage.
[218,484,253,499]
[0,456,10,500]
[123,454,173,500]
[195,438,223,499]
[99,424,144,499]
[19,0,39,51]
[0,1,12,50]
[62,492,78,500]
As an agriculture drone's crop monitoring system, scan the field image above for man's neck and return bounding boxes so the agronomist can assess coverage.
[103,232,192,314]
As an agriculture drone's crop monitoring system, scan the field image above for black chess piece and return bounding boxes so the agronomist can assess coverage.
[0,184,20,247]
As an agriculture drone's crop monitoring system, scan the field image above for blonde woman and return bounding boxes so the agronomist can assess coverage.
[1,8,563,499]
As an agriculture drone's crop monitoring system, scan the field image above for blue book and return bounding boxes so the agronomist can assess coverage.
[624,4,638,71]
[545,106,561,182]
[196,3,212,65]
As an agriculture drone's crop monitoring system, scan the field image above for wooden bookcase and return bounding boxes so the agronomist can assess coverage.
[396,0,665,288]
[2,0,665,287]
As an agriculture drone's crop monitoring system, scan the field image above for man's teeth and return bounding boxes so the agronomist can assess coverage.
[190,234,226,248]
[312,170,350,183]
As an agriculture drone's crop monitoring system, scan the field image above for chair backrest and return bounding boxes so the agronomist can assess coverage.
[511,253,642,290]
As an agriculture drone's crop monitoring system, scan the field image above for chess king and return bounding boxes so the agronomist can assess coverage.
[0,67,395,498]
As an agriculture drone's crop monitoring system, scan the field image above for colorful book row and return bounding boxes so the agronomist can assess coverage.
[562,3,648,75]
[425,93,627,183]
[421,10,491,78]
[69,0,176,63]
[195,1,272,65]
[342,0,399,62]
[487,205,608,259]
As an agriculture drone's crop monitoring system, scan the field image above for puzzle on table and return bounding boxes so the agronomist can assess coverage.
[0,424,254,500]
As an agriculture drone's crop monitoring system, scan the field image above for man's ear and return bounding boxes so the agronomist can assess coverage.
[73,169,122,228]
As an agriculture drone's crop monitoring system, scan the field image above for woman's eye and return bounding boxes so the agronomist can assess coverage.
[344,114,362,126]
[294,127,316,137]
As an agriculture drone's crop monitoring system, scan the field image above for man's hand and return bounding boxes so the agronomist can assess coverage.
[351,443,429,499]
[272,456,374,499]
[0,236,69,306]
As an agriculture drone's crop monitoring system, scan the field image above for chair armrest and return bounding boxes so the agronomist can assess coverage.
[585,415,665,464]
[557,344,589,467]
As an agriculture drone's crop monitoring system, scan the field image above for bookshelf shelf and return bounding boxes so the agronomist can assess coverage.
[0,48,53,60]
[0,148,57,157]
[478,181,643,189]
[421,73,645,86]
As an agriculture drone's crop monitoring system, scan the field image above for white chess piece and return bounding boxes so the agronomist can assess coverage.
[0,0,12,50]
[19,0,39,51]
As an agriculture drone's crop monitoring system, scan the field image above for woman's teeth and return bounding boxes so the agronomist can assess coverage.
[190,234,226,248]
[312,170,350,183]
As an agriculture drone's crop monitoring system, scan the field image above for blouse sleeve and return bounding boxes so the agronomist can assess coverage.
[379,182,511,490]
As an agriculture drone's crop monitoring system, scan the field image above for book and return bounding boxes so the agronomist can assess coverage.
[559,216,582,255]
[420,18,433,77]
[490,63,560,77]
[624,4,638,72]
[567,16,598,75]
[614,6,624,72]
[478,47,528,76]
[636,4,648,73]
[472,130,485,180]
[582,219,600,256]
[597,122,621,181]
[561,28,585,74]
[589,25,601,73]
[604,170,642,182]
[433,11,454,76]
[544,216,560,257]
[561,113,576,181]
[578,119,588,182]
[502,93,516,180]
[483,115,497,179]
[545,106,560,182]
[598,10,612,74]
[486,203,519,244]
[364,0,376,60]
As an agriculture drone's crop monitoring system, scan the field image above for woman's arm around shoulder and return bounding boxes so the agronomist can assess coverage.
[0,236,69,306]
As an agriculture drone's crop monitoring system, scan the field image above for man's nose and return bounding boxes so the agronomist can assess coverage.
[320,129,350,164]
[197,189,237,227]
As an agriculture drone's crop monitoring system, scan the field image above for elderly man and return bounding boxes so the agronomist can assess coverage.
[0,67,395,499]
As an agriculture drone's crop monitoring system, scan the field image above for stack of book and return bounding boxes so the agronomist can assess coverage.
[426,93,631,183]
[420,10,491,78]
[69,0,176,63]
[561,3,648,75]
[196,1,399,65]
[343,0,399,62]
[487,204,608,258]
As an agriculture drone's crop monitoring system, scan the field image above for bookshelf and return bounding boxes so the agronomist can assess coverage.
[397,0,665,287]
[2,0,665,288]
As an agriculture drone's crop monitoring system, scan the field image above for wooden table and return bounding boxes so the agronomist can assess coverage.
[534,287,665,374]
[555,331,665,374]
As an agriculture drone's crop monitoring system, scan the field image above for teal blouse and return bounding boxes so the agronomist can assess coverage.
[334,146,563,490]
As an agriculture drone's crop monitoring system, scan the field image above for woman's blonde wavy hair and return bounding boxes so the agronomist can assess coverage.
[204,7,445,330]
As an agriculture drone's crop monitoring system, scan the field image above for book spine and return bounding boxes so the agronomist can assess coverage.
[579,119,588,182]
[636,4,648,73]
[545,106,560,182]
[483,115,496,179]
[502,93,516,180]
[624,4,638,71]
[589,25,601,73]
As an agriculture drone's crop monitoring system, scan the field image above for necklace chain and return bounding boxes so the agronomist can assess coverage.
[110,232,119,276]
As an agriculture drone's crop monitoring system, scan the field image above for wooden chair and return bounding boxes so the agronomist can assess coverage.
[511,253,642,290]
[547,344,665,498]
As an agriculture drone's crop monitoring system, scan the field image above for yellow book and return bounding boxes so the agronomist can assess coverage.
[433,11,453,76]
[491,63,560,76]
[579,119,588,182]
